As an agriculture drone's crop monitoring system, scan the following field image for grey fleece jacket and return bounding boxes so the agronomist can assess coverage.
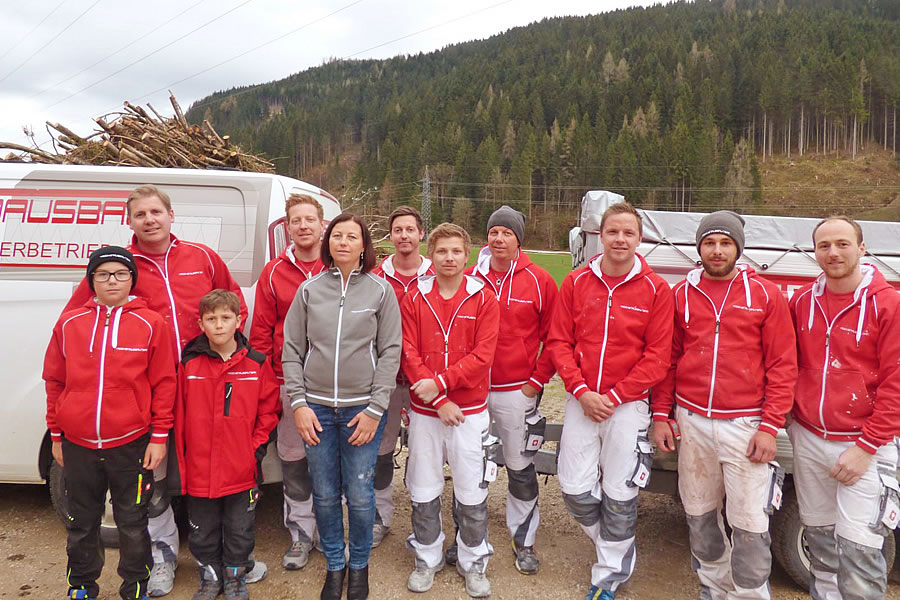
[282,268,401,421]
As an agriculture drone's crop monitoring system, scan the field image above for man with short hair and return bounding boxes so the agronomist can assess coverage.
[250,193,327,570]
[371,205,434,547]
[465,204,558,574]
[401,223,499,598]
[652,210,797,600]
[64,184,250,597]
[789,216,900,599]
[548,201,673,600]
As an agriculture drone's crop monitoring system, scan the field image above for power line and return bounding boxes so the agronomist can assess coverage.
[0,0,101,85]
[0,0,69,64]
[186,0,517,113]
[29,0,208,99]
[43,0,257,110]
[129,0,368,108]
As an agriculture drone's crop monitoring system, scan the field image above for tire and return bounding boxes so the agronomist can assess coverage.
[771,485,896,590]
[48,460,120,548]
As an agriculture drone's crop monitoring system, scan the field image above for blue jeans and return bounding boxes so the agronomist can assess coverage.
[305,403,386,571]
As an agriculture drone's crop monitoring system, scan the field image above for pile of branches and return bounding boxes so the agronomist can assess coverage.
[0,92,273,173]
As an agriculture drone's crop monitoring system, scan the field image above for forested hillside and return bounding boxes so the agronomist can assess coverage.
[187,0,900,244]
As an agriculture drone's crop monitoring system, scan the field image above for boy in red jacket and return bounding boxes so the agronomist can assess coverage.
[176,290,280,600]
[44,246,176,600]
[249,193,326,570]
[400,223,499,598]
[789,216,900,599]
[653,210,797,600]
[547,202,673,600]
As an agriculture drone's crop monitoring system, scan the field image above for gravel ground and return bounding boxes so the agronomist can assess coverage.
[4,380,899,599]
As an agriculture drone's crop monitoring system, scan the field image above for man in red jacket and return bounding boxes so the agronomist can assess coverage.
[371,206,434,547]
[547,202,673,600]
[62,185,250,596]
[400,223,499,598]
[44,246,176,600]
[652,210,797,600]
[466,205,558,575]
[788,216,900,599]
[250,193,326,570]
[177,290,280,600]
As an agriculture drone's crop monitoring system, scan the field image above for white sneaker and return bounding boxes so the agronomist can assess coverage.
[456,563,491,598]
[147,560,176,597]
[282,540,312,570]
[372,523,390,548]
[245,560,267,584]
[407,559,444,593]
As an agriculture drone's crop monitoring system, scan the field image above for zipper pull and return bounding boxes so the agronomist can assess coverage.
[340,294,345,308]
[608,295,613,308]
[444,337,449,354]
[715,318,720,334]
[105,306,111,325]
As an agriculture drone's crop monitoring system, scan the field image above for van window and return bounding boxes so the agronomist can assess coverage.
[268,217,287,261]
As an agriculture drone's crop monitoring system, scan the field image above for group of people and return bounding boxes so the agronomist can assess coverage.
[42,182,900,600]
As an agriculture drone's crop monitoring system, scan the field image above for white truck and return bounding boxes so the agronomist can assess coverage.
[0,163,341,541]
[566,190,900,588]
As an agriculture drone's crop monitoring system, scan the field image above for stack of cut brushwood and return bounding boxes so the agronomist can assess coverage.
[0,92,274,173]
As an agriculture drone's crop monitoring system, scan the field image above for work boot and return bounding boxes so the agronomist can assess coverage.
[320,567,346,600]
[191,564,222,600]
[444,541,458,565]
[407,558,445,593]
[282,540,312,570]
[223,566,248,600]
[456,563,491,598]
[347,565,369,600]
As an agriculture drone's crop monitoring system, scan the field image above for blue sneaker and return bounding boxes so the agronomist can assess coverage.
[585,586,614,600]
[67,590,95,600]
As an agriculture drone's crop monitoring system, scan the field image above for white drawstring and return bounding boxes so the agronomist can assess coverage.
[742,270,751,307]
[111,308,123,349]
[855,289,867,346]
[89,307,100,353]
[684,282,690,324]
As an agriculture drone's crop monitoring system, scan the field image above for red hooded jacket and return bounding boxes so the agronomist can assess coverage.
[653,266,798,437]
[401,275,499,416]
[175,332,281,498]
[373,253,435,304]
[64,235,247,360]
[466,247,559,391]
[790,265,900,454]
[547,253,673,405]
[249,245,326,380]
[44,297,176,450]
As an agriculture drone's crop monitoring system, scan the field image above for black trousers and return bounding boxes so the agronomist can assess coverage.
[187,488,258,577]
[62,434,153,600]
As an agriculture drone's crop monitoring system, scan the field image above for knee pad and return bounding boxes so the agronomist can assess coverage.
[147,484,170,519]
[281,458,312,502]
[374,453,394,491]
[507,464,538,502]
[730,527,772,590]
[836,535,888,599]
[562,491,602,528]
[686,510,727,562]
[804,525,839,574]
[456,499,489,548]
[411,497,442,545]
[599,493,638,542]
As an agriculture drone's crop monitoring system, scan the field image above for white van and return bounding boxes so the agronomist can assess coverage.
[0,163,341,490]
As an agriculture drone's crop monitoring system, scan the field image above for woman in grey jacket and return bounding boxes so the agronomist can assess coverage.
[282,213,402,600]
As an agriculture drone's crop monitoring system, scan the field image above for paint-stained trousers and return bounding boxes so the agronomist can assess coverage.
[558,396,652,592]
[675,406,774,600]
[789,423,900,600]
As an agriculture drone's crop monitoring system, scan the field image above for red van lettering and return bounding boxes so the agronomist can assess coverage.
[51,200,77,224]
[76,200,101,225]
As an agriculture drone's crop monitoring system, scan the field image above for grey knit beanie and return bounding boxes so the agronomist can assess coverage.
[486,205,525,246]
[696,210,746,256]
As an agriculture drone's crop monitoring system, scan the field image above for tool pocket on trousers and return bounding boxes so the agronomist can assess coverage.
[763,461,785,515]
[870,464,900,533]
[246,487,260,512]
[521,407,547,457]
[480,431,501,489]
[626,432,653,489]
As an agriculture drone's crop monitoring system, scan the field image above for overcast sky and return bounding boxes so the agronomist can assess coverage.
[0,0,663,152]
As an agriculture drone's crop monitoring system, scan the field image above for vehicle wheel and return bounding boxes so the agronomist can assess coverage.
[48,460,120,548]
[771,486,896,589]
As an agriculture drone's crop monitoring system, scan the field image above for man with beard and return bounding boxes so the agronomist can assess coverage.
[652,210,797,600]
[250,193,327,571]
[788,216,900,599]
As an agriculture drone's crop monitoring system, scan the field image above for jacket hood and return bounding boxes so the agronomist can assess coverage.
[128,233,178,256]
[379,253,433,278]
[77,296,151,353]
[681,264,758,325]
[82,295,148,312]
[416,274,485,296]
[587,252,655,284]
[474,245,534,275]
[182,329,251,363]
[806,264,892,345]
